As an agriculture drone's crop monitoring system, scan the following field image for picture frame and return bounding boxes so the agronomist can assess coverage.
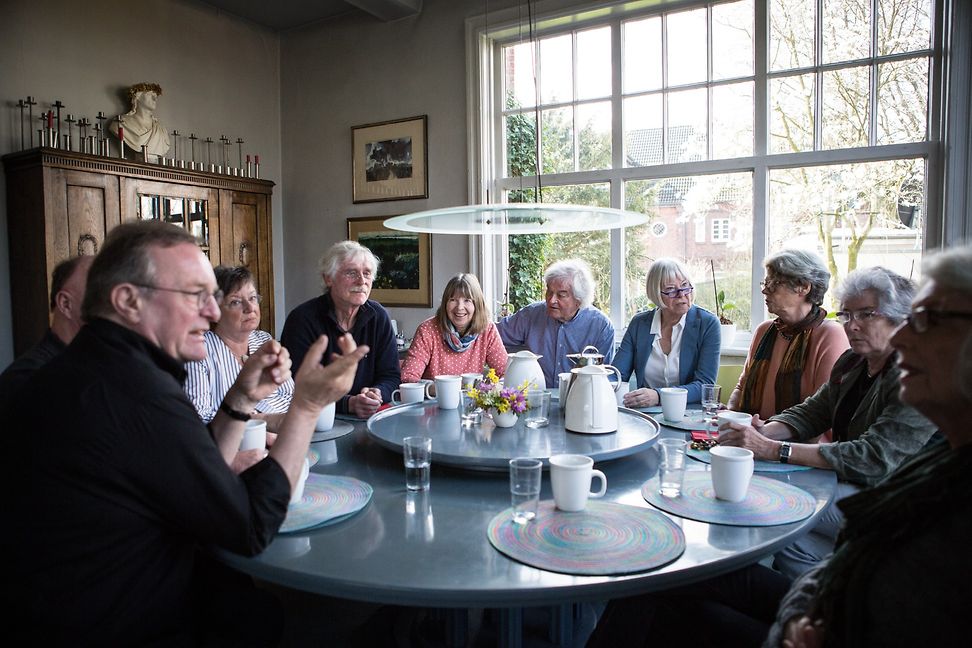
[347,216,432,307]
[352,115,429,204]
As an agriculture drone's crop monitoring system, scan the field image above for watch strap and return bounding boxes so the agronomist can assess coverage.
[220,401,252,421]
[779,441,792,464]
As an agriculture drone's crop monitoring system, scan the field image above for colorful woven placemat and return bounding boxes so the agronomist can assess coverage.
[686,448,813,473]
[486,500,685,575]
[311,420,355,442]
[279,474,373,534]
[641,472,816,526]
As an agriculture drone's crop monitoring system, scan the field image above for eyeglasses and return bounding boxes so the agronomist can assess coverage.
[133,283,222,309]
[759,278,788,292]
[660,285,694,298]
[902,306,972,334]
[835,309,881,324]
[339,269,374,281]
[223,294,262,310]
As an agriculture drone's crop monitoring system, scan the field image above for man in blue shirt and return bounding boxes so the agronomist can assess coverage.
[497,259,615,387]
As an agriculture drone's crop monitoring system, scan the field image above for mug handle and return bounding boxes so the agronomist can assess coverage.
[391,389,402,405]
[424,382,435,400]
[590,470,607,498]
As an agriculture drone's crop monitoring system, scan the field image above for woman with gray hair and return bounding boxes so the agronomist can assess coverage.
[614,258,721,407]
[728,249,849,423]
[762,245,972,646]
[719,265,937,577]
[281,240,400,418]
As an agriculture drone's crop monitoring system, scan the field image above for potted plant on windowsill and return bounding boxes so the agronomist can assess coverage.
[710,261,738,346]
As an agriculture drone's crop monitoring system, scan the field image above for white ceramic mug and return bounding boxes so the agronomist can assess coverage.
[549,454,607,512]
[717,410,753,431]
[658,387,688,422]
[434,375,462,409]
[315,402,336,431]
[392,382,429,405]
[290,457,311,505]
[240,419,267,451]
[461,372,482,389]
[709,446,755,502]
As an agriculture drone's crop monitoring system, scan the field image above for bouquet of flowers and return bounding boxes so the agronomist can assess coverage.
[466,366,529,414]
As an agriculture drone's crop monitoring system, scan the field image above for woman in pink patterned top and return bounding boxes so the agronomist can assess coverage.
[401,273,508,383]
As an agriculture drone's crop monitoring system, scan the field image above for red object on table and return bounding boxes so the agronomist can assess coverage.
[690,430,719,441]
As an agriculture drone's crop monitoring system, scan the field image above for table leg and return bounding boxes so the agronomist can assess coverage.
[548,603,574,646]
[497,607,523,648]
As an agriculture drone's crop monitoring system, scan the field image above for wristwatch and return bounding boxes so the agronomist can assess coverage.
[779,441,792,464]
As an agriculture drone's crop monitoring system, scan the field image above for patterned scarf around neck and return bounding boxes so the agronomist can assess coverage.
[738,304,827,414]
[444,321,479,353]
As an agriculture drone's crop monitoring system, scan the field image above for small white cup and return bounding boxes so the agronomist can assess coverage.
[315,402,336,431]
[240,419,267,451]
[558,372,573,403]
[615,380,630,406]
[549,454,607,512]
[658,387,688,422]
[710,446,755,502]
[461,372,482,389]
[290,457,311,505]
[717,410,753,431]
[392,382,429,405]
[434,375,462,409]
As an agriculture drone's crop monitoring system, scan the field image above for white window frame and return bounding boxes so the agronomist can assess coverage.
[466,0,962,332]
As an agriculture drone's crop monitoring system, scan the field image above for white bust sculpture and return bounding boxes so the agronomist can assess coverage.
[109,82,170,159]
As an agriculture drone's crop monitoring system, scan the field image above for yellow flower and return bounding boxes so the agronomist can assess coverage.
[486,367,499,384]
[496,401,510,413]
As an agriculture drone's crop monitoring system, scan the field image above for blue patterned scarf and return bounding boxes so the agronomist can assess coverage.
[444,322,478,353]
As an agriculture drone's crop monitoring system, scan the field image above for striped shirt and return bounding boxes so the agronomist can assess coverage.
[184,329,294,422]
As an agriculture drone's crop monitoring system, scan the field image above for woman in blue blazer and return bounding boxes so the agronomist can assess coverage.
[614,258,721,407]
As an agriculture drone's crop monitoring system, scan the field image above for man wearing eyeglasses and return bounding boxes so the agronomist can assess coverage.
[498,258,615,388]
[6,221,367,644]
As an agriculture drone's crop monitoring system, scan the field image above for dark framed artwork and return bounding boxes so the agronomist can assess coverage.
[347,216,432,307]
[351,115,429,203]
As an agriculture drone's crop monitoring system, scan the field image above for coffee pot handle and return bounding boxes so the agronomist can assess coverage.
[604,365,623,392]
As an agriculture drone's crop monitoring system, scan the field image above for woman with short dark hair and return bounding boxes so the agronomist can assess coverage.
[185,265,293,431]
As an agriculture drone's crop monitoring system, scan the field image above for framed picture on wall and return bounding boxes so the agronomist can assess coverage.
[351,115,429,203]
[347,216,432,307]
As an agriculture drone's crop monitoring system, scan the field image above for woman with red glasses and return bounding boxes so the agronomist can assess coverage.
[614,258,721,408]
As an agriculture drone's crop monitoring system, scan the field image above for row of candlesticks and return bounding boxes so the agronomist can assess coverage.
[15,96,262,179]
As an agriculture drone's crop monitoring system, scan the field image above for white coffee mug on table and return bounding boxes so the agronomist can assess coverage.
[716,410,753,431]
[709,446,755,502]
[392,382,428,405]
[549,454,607,512]
[658,387,688,422]
[434,375,462,409]
[240,419,267,451]
[315,402,336,431]
[290,457,311,505]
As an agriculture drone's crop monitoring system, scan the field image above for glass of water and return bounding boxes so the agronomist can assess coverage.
[509,457,542,524]
[403,436,432,491]
[524,389,550,428]
[701,383,722,435]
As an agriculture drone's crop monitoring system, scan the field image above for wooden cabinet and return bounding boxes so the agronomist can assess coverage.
[3,148,274,355]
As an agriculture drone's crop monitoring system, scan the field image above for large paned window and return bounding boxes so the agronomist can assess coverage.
[478,0,939,336]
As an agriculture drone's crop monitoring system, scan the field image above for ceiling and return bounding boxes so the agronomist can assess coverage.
[192,0,422,31]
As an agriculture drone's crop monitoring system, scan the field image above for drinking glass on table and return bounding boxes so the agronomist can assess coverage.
[701,383,722,436]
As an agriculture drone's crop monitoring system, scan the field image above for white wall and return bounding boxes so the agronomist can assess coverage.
[0,0,284,366]
[278,0,519,339]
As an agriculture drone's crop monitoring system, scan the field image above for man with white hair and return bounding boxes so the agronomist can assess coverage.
[497,259,615,387]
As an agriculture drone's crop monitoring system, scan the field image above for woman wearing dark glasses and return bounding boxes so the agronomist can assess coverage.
[614,257,721,408]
